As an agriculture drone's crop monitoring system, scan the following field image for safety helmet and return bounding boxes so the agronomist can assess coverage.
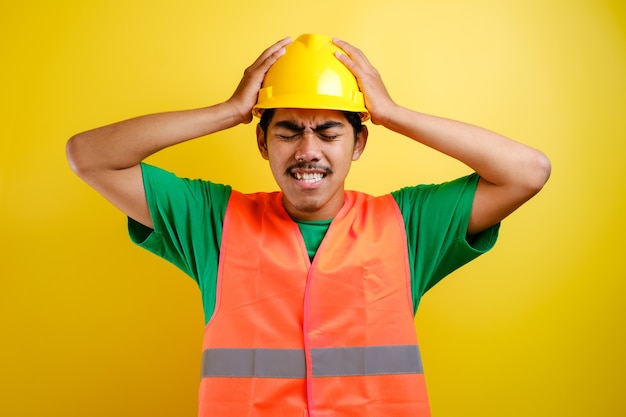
[252,34,370,121]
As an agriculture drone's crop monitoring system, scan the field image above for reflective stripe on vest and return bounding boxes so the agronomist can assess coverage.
[202,345,424,378]
[199,191,431,417]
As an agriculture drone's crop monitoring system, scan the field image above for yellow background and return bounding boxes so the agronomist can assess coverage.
[2,0,624,416]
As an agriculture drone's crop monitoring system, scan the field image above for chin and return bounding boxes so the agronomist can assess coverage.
[292,199,323,214]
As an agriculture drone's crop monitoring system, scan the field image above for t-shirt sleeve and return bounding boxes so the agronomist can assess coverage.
[127,163,231,291]
[391,173,499,310]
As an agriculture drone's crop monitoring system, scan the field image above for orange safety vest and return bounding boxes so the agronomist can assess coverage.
[199,190,431,417]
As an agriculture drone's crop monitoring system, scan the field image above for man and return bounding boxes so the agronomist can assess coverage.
[67,34,550,416]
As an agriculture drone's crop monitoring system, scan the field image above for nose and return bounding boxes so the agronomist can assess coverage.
[294,131,322,162]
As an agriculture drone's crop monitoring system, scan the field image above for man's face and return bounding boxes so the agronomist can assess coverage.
[257,108,367,220]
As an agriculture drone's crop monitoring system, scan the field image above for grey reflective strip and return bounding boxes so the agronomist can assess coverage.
[202,345,422,378]
[202,348,306,378]
[312,345,423,377]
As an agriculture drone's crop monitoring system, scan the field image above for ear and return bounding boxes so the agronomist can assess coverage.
[256,124,269,160]
[351,125,368,161]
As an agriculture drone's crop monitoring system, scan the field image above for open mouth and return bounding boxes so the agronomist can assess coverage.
[292,171,325,183]
[287,164,332,184]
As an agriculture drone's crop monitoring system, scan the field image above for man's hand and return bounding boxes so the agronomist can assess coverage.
[227,36,292,124]
[332,38,397,126]
[66,36,294,229]
[333,38,550,235]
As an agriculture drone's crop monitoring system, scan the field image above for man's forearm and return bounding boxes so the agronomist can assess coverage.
[67,102,242,175]
[382,105,550,191]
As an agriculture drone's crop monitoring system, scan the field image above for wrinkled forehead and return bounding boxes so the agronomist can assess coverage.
[270,108,348,128]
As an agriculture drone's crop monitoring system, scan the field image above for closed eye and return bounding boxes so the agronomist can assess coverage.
[318,133,340,141]
[276,132,341,141]
[276,133,302,140]
[272,120,344,141]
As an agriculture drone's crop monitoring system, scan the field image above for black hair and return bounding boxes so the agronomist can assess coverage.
[259,109,364,142]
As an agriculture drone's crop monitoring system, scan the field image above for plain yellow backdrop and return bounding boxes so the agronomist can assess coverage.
[1,0,625,416]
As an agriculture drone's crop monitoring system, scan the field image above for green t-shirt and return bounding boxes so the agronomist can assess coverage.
[129,163,498,322]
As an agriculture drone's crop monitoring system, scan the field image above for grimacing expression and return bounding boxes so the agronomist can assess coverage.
[256,108,368,221]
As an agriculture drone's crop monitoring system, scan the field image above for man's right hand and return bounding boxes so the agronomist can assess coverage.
[67,37,292,229]
[227,36,292,124]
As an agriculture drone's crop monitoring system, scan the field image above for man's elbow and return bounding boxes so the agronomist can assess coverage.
[523,150,552,197]
[66,133,94,178]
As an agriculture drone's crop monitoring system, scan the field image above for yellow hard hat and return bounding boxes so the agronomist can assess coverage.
[252,34,370,122]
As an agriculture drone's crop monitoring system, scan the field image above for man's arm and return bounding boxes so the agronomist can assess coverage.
[66,37,292,229]
[333,38,551,235]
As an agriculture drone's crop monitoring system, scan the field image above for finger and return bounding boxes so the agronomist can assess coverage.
[259,44,288,71]
[333,38,361,59]
[333,37,373,67]
[334,49,357,74]
[253,36,292,69]
[332,37,354,53]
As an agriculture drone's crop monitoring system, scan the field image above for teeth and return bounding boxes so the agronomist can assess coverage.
[294,172,324,182]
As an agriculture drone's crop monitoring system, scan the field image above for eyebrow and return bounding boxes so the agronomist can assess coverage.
[274,120,345,133]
